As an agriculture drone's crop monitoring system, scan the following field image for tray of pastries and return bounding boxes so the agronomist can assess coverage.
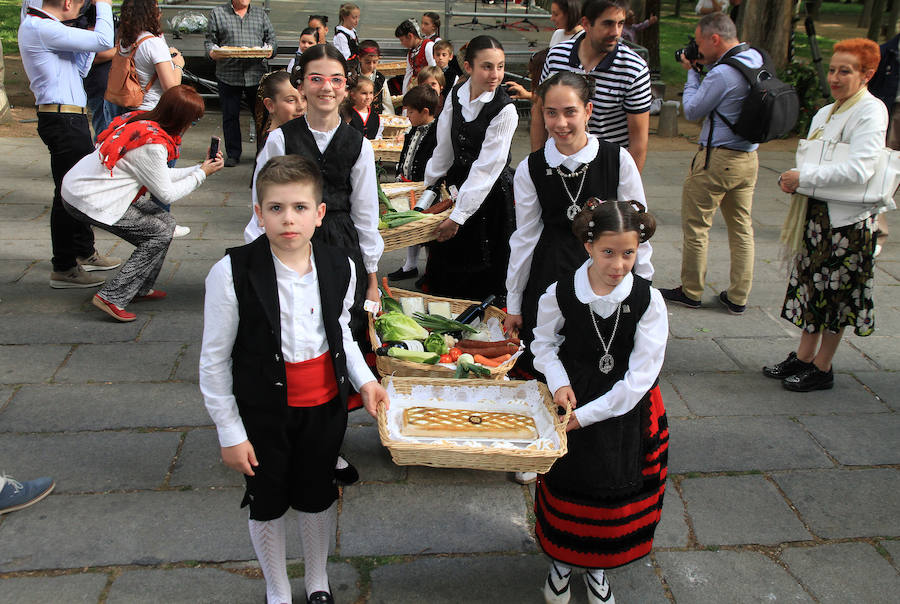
[214,46,272,58]
[378,61,408,77]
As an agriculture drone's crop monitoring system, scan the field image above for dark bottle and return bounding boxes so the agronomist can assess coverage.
[375,340,425,356]
[454,294,496,325]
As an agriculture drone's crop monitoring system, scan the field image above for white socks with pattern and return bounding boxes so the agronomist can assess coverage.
[543,560,573,603]
[248,515,291,604]
[298,502,336,597]
[585,568,615,604]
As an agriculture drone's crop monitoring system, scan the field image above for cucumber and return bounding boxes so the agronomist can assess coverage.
[387,348,440,364]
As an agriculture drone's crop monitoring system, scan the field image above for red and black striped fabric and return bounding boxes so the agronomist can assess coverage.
[534,385,668,569]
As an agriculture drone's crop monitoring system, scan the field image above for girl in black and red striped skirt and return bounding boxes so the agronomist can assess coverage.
[531,200,669,604]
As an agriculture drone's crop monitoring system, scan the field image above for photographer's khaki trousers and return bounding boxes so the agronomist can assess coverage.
[680,147,758,306]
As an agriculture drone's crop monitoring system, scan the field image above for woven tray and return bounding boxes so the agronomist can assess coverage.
[377,376,569,473]
[380,207,452,251]
[381,115,411,139]
[371,140,402,163]
[215,46,271,58]
[378,61,407,77]
[368,288,518,378]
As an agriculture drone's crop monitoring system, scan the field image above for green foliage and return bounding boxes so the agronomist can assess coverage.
[779,61,829,135]
[1,0,21,54]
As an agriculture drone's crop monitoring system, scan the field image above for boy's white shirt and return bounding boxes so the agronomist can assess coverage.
[199,246,375,447]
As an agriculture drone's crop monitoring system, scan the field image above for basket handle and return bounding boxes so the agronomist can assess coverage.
[557,402,573,431]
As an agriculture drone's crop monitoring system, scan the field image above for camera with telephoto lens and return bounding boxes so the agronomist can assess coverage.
[674,37,700,63]
[63,3,120,30]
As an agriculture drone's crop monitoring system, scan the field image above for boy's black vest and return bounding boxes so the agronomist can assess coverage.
[227,237,352,413]
[280,117,363,219]
[446,82,513,188]
[397,122,437,181]
[347,108,380,140]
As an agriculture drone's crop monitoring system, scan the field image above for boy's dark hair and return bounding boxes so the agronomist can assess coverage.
[433,40,454,55]
[417,65,445,88]
[537,70,592,103]
[291,44,349,88]
[358,39,381,57]
[464,35,504,65]
[256,155,324,206]
[582,0,629,23]
[395,18,421,39]
[553,0,583,31]
[572,200,656,244]
[402,84,439,114]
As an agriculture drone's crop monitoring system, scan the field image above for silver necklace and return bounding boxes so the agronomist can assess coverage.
[588,303,621,374]
[556,163,589,221]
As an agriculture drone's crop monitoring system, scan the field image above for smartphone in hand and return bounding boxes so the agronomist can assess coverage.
[208,136,220,160]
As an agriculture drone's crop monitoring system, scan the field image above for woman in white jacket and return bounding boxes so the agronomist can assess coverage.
[772,38,888,392]
[62,85,224,322]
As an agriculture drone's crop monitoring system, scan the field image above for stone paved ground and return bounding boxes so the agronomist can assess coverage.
[0,111,898,604]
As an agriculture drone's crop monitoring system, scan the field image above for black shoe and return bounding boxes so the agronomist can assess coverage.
[387,266,418,281]
[782,366,834,392]
[717,290,746,315]
[224,157,239,167]
[307,591,334,604]
[763,351,813,379]
[660,286,701,309]
[334,461,359,486]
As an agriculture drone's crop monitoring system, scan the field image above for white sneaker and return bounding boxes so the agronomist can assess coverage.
[514,471,537,485]
[584,570,615,604]
[173,225,191,238]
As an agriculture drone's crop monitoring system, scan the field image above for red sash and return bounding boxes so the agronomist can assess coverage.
[284,351,339,407]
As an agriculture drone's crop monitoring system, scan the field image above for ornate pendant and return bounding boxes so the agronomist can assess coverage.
[599,353,614,374]
[566,202,580,221]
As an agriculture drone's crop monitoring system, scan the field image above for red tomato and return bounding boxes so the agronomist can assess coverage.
[439,354,453,363]
[449,347,463,361]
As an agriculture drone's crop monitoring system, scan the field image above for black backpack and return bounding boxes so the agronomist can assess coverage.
[714,45,799,144]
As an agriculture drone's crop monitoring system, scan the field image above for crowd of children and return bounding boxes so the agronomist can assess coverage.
[199,6,669,603]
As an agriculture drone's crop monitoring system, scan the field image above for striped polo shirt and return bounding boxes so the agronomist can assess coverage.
[541,33,651,147]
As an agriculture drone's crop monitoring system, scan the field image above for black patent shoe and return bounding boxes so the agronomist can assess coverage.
[782,366,834,392]
[334,461,359,486]
[307,591,334,604]
[763,352,813,379]
[387,266,418,281]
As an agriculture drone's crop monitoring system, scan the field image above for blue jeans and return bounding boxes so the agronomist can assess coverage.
[86,94,120,141]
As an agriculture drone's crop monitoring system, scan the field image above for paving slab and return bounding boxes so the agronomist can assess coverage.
[0,282,89,314]
[0,382,210,431]
[661,338,740,373]
[714,336,877,373]
[340,424,405,483]
[667,417,834,473]
[0,344,71,384]
[668,372,883,416]
[174,342,201,382]
[773,469,900,539]
[405,465,511,485]
[846,336,900,370]
[0,431,180,493]
[369,554,668,604]
[0,489,255,571]
[158,258,222,287]
[798,413,900,465]
[340,484,535,556]
[139,310,204,342]
[667,308,787,339]
[55,342,185,383]
[164,239,242,261]
[0,203,48,222]
[656,550,813,603]
[0,572,108,604]
[651,480,690,548]
[169,428,245,489]
[680,475,811,546]
[0,312,146,344]
[0,259,35,282]
[880,539,900,570]
[658,376,691,417]
[780,542,900,604]
[139,281,206,312]
[106,563,360,604]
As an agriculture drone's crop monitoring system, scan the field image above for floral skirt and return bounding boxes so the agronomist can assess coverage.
[781,200,875,336]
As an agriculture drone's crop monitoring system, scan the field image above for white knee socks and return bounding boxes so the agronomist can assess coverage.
[402,245,420,272]
[248,515,291,604]
[298,502,336,597]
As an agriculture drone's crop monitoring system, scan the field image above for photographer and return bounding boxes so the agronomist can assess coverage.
[19,0,122,289]
[659,12,762,315]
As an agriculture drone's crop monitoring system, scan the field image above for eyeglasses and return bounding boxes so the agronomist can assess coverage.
[305,74,346,87]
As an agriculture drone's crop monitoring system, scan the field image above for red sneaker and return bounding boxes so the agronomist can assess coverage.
[134,289,167,301]
[92,294,137,322]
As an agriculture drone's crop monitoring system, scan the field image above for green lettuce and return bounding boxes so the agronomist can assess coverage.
[375,312,429,342]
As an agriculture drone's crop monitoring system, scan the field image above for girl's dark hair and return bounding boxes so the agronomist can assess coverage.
[395,18,421,39]
[464,35,504,65]
[118,0,162,47]
[417,65,445,88]
[260,70,292,100]
[308,14,328,26]
[300,26,319,43]
[359,39,381,56]
[402,85,439,114]
[553,0,583,31]
[527,48,550,88]
[572,200,656,244]
[290,44,349,88]
[350,75,374,92]
[537,70,592,103]
[126,85,204,136]
[423,11,441,36]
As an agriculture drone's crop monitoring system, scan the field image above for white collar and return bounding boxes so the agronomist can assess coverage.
[336,25,356,35]
[544,135,599,169]
[272,244,316,281]
[304,115,340,137]
[457,80,496,108]
[574,259,633,306]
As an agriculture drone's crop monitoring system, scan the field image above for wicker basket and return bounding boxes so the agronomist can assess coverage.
[381,115,411,139]
[368,288,519,378]
[371,141,403,164]
[380,208,452,251]
[378,61,407,77]
[215,46,271,58]
[377,376,569,473]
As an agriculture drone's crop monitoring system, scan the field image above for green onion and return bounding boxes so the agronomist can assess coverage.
[412,312,478,334]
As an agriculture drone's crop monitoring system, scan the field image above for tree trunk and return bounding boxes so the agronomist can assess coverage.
[886,0,900,38]
[0,39,11,124]
[739,0,792,69]
[806,0,822,20]
[860,0,875,27]
[868,0,888,40]
[674,0,682,17]
[639,0,661,73]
